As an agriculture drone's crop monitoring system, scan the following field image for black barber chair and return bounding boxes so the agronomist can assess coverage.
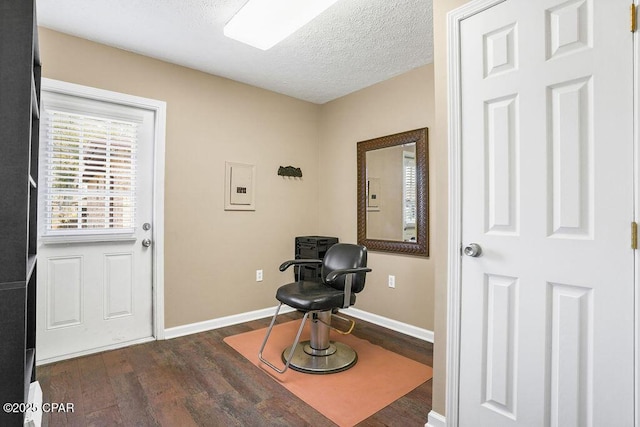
[258,243,371,374]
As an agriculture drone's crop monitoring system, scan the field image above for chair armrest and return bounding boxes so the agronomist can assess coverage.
[279,259,323,272]
[325,267,372,283]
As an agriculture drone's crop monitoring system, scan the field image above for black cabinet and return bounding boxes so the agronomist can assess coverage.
[0,0,40,424]
[294,236,338,282]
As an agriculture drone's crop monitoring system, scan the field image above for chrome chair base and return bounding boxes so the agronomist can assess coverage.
[258,304,359,375]
[282,340,358,374]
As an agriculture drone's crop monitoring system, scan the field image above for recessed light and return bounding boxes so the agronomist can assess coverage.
[224,0,340,50]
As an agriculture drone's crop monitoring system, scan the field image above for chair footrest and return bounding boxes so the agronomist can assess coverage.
[314,311,356,335]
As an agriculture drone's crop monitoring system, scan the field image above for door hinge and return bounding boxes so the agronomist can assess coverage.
[632,4,637,32]
[632,222,638,249]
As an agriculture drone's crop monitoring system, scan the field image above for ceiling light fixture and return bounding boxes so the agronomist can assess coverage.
[224,0,340,50]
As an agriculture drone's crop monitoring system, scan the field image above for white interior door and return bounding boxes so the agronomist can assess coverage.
[458,1,634,426]
[36,89,155,362]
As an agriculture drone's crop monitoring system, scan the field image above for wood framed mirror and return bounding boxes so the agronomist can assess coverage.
[357,128,428,256]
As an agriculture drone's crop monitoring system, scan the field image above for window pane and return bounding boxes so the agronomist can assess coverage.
[404,157,417,225]
[44,110,138,234]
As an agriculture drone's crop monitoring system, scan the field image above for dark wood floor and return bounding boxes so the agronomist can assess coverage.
[37,312,433,426]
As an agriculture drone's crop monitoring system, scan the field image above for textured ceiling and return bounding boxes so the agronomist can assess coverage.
[36,0,433,104]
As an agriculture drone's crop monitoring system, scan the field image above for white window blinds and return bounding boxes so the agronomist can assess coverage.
[403,154,417,226]
[43,110,138,234]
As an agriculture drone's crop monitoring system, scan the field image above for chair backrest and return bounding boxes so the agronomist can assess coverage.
[321,243,368,293]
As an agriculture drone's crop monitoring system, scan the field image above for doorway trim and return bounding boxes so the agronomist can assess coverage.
[41,78,167,341]
[445,1,508,426]
[634,3,640,425]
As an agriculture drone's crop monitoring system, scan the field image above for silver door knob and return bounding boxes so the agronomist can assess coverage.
[463,243,482,257]
[142,239,152,248]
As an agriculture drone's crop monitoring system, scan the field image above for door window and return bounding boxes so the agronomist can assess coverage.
[42,109,138,235]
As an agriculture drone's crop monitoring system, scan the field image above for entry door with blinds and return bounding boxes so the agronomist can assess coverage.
[36,90,154,362]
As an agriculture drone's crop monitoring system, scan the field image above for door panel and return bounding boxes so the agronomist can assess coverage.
[459,1,633,425]
[484,94,519,235]
[548,282,592,427]
[482,273,518,418]
[46,256,83,329]
[548,77,592,238]
[103,252,134,319]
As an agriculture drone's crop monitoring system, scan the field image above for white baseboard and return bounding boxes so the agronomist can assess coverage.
[426,410,446,427]
[164,306,434,343]
[163,305,296,339]
[346,307,434,342]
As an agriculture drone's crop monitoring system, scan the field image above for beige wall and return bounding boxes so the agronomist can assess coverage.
[431,0,473,416]
[39,28,321,328]
[318,65,435,330]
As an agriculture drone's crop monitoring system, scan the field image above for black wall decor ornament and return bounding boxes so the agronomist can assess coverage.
[278,166,303,178]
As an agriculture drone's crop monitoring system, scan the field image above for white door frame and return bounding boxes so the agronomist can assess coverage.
[40,78,167,341]
[446,2,506,424]
[446,1,639,426]
[634,1,640,423]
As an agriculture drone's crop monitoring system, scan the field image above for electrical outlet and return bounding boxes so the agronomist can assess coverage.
[388,275,396,288]
[256,269,263,282]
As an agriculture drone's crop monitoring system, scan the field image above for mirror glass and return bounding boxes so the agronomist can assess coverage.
[365,143,416,241]
[357,128,428,256]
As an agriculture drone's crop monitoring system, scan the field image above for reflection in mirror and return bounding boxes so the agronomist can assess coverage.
[365,143,416,242]
[357,128,428,256]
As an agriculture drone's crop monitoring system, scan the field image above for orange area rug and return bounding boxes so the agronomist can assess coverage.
[224,320,432,427]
